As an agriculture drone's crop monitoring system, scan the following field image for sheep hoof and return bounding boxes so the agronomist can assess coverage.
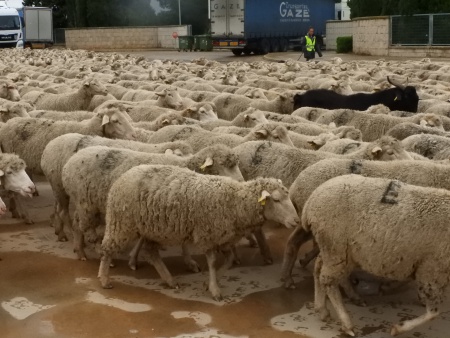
[80,257,87,261]
[233,258,241,265]
[128,262,137,271]
[343,328,355,337]
[353,299,367,307]
[390,324,402,336]
[24,219,34,225]
[33,190,39,197]
[282,277,296,289]
[264,258,273,265]
[213,295,223,302]
[57,233,68,242]
[109,262,115,268]
[102,282,113,289]
[317,308,330,321]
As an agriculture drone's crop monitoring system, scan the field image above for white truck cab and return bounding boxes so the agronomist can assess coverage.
[0,5,23,48]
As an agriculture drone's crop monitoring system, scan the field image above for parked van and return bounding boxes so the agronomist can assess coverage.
[0,6,24,48]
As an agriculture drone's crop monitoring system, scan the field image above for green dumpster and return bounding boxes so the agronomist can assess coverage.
[178,36,194,52]
[195,35,213,51]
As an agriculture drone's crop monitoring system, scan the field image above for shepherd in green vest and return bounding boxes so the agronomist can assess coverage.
[301,27,322,61]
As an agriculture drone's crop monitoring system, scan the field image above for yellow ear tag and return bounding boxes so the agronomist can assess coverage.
[394,97,398,101]
[258,197,266,205]
[199,164,207,171]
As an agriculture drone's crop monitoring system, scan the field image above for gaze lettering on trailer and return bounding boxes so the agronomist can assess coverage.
[279,2,311,23]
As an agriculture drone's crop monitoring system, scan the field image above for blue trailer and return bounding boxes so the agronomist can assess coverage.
[210,0,335,55]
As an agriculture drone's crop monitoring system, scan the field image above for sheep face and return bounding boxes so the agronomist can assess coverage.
[154,112,186,130]
[6,83,20,101]
[235,108,268,128]
[221,73,238,86]
[182,103,218,122]
[0,103,31,122]
[155,88,183,110]
[84,79,108,96]
[420,114,444,131]
[100,109,136,140]
[246,89,267,100]
[0,197,6,216]
[195,145,244,182]
[259,183,299,228]
[369,136,413,161]
[1,161,35,198]
[250,124,294,147]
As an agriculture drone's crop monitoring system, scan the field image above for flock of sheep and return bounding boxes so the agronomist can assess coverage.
[1,47,450,336]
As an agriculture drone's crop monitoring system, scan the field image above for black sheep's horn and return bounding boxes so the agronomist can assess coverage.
[387,76,406,90]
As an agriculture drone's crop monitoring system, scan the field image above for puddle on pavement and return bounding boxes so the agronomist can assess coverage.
[1,297,55,320]
[85,290,152,312]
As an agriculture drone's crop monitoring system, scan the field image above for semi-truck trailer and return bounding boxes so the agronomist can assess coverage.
[210,0,335,55]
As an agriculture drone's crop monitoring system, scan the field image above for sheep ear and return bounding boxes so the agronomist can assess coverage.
[101,114,110,126]
[371,146,382,157]
[0,169,3,176]
[83,81,90,87]
[258,190,271,205]
[188,106,198,112]
[210,102,217,111]
[155,91,166,97]
[308,140,323,149]
[419,119,428,127]
[328,122,337,128]
[243,114,249,121]
[0,107,8,113]
[245,93,253,98]
[161,119,170,126]
[164,149,174,155]
[255,129,268,138]
[199,157,214,171]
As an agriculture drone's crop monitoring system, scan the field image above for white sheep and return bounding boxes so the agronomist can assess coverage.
[98,164,299,300]
[42,133,193,241]
[0,108,136,175]
[62,145,245,261]
[0,99,33,122]
[302,174,450,336]
[235,137,413,188]
[0,81,20,101]
[22,78,108,111]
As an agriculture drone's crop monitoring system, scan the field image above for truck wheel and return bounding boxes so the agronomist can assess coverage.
[257,39,270,55]
[271,39,280,53]
[243,49,252,55]
[232,49,243,56]
[279,38,288,52]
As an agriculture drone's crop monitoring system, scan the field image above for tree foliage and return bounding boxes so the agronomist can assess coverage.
[22,0,210,33]
[348,0,450,18]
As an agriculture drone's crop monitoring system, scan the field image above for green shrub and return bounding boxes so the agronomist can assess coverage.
[336,36,353,53]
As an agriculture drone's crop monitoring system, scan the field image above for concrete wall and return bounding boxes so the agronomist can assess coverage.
[352,16,390,56]
[326,20,352,50]
[326,16,450,57]
[65,25,189,51]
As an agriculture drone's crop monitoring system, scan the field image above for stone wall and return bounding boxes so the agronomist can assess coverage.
[326,17,450,57]
[325,20,353,50]
[65,25,189,51]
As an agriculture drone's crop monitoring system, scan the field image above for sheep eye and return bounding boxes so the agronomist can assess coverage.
[112,119,119,124]
[251,118,256,121]
[6,171,12,175]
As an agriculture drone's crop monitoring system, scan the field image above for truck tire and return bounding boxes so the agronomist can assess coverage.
[243,49,252,55]
[270,39,280,53]
[257,39,270,55]
[232,49,243,56]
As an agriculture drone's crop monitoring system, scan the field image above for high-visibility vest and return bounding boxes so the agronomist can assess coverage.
[305,35,315,52]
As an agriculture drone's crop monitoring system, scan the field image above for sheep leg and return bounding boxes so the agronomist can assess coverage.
[205,249,222,301]
[299,241,320,267]
[245,234,258,248]
[253,228,273,265]
[391,264,442,335]
[128,236,145,271]
[71,213,87,260]
[55,195,71,242]
[98,253,113,288]
[340,278,366,307]
[146,242,178,289]
[10,193,33,224]
[231,245,241,265]
[182,243,200,273]
[281,227,312,289]
[218,245,235,275]
[320,262,355,336]
[314,255,329,321]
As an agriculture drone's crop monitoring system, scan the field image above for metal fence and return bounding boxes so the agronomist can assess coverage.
[391,13,450,46]
[53,28,65,45]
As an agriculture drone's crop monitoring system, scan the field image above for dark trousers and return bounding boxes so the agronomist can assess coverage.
[304,50,315,61]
